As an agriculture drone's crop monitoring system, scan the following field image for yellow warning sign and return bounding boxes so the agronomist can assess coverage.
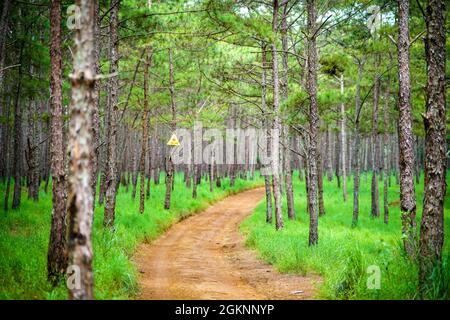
[167,133,180,146]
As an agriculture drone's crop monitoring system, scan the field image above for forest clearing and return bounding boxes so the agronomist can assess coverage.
[0,0,448,304]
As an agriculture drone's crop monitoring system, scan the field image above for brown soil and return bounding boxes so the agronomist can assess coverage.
[134,187,319,300]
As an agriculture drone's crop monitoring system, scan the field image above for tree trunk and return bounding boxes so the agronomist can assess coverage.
[139,48,151,214]
[146,116,152,199]
[261,44,273,224]
[164,48,176,210]
[90,0,101,208]
[396,0,417,255]
[271,0,283,231]
[104,0,120,228]
[419,0,446,292]
[317,147,325,216]
[280,2,295,220]
[3,92,11,211]
[334,129,341,188]
[131,133,139,199]
[0,0,10,180]
[414,136,421,184]
[339,74,348,202]
[12,28,24,210]
[352,59,364,227]
[66,0,96,299]
[47,0,69,286]
[371,54,381,218]
[192,121,201,198]
[383,56,392,224]
[306,0,319,245]
[325,126,333,181]
[27,100,39,201]
[209,151,214,192]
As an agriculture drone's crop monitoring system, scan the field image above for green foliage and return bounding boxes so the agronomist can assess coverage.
[0,175,262,299]
[241,171,450,300]
[320,53,348,77]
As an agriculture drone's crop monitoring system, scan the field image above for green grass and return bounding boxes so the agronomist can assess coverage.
[241,171,450,300]
[0,174,262,299]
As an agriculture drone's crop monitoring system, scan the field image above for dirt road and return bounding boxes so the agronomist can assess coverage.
[134,188,318,300]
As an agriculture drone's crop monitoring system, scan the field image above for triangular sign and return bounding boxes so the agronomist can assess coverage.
[167,133,180,146]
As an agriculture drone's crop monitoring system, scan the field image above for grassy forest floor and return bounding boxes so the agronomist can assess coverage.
[241,171,450,300]
[0,175,262,299]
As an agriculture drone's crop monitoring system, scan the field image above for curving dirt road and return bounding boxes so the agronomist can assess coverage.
[134,187,319,300]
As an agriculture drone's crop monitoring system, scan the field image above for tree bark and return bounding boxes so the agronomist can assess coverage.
[352,58,364,227]
[0,0,10,180]
[66,0,96,299]
[3,92,11,211]
[396,0,417,255]
[419,0,446,292]
[47,0,69,286]
[339,74,348,202]
[164,48,176,210]
[325,126,333,181]
[371,54,381,218]
[261,43,273,224]
[104,0,120,228]
[27,100,39,201]
[90,0,101,209]
[12,25,24,210]
[317,146,325,216]
[139,48,151,214]
[306,0,319,245]
[131,132,139,199]
[383,56,392,224]
[271,0,283,230]
[334,129,341,188]
[280,2,295,220]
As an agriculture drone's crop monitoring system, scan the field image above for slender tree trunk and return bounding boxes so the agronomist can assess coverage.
[414,136,421,184]
[67,0,96,299]
[306,0,319,245]
[261,44,273,224]
[27,100,39,201]
[3,93,11,211]
[104,0,120,228]
[146,114,152,199]
[90,0,101,208]
[0,0,10,180]
[131,133,139,199]
[419,0,446,292]
[47,0,68,285]
[352,59,364,227]
[209,150,214,192]
[371,54,381,218]
[325,126,333,181]
[383,56,392,224]
[164,48,176,210]
[12,30,24,210]
[396,0,417,255]
[271,0,283,230]
[335,129,341,188]
[317,147,325,216]
[339,74,348,202]
[43,116,51,194]
[139,48,151,214]
[230,105,237,187]
[280,2,295,220]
